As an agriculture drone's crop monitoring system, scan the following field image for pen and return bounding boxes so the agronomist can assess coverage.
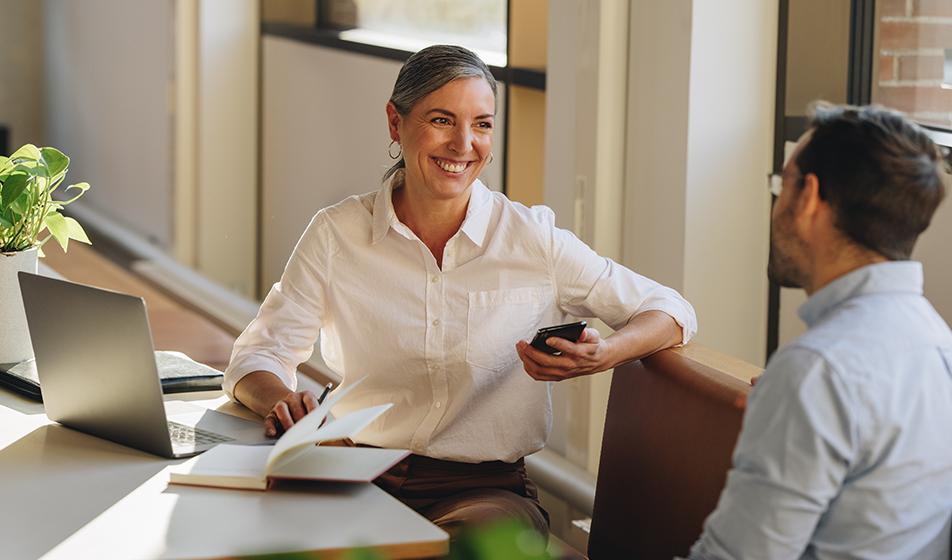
[269,382,334,437]
[317,382,333,405]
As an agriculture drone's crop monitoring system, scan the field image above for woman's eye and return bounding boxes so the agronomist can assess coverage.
[432,117,451,125]
[476,121,493,129]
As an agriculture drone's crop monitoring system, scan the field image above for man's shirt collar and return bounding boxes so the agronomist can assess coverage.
[798,260,924,327]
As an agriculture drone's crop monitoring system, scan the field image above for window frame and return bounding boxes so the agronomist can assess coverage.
[767,0,950,358]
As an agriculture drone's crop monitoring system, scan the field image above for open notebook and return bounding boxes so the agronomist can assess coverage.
[169,378,408,490]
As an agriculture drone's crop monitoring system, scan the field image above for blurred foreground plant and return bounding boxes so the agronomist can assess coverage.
[248,518,555,560]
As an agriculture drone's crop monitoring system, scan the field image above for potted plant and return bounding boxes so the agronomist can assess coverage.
[0,144,91,365]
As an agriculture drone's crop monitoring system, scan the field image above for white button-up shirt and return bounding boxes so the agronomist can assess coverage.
[224,179,697,463]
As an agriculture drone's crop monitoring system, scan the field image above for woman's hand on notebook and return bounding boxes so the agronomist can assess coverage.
[265,390,321,437]
[233,371,325,438]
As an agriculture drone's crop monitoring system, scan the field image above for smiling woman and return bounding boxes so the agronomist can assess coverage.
[223,44,697,544]
[385,47,497,267]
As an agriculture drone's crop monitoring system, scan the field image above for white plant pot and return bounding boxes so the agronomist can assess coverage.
[0,247,39,365]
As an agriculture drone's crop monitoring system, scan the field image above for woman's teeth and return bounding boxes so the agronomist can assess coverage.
[434,158,467,173]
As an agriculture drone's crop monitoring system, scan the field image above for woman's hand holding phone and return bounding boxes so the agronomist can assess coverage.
[516,323,614,382]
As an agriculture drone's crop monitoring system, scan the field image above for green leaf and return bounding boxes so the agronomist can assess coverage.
[39,147,69,179]
[1,172,31,211]
[60,182,90,205]
[0,156,11,175]
[64,216,91,245]
[44,212,70,251]
[10,193,31,216]
[9,144,41,162]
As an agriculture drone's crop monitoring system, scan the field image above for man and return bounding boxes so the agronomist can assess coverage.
[690,104,952,559]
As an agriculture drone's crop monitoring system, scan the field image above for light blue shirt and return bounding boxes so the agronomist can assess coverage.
[691,261,952,559]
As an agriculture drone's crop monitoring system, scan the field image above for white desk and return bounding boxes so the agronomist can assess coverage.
[0,387,448,559]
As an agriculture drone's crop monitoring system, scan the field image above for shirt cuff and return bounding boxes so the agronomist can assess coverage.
[639,301,697,347]
[222,354,297,401]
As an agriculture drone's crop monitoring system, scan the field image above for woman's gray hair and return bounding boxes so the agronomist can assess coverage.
[384,44,498,182]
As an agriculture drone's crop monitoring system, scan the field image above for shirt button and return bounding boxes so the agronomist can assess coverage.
[430,275,439,283]
[434,401,442,409]
[432,319,440,327]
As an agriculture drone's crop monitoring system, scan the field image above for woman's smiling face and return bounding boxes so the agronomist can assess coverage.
[387,77,496,201]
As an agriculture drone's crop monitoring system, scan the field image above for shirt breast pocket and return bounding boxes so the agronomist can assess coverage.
[466,286,551,373]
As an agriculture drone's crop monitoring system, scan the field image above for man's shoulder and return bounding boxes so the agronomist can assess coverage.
[762,344,835,386]
[794,293,952,372]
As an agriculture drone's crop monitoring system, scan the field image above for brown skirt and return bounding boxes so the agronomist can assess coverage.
[375,453,551,540]
[325,439,550,539]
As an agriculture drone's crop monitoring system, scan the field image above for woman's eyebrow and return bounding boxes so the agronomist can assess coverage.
[426,108,494,120]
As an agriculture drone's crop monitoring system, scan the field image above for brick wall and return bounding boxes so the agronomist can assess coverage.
[876,0,952,128]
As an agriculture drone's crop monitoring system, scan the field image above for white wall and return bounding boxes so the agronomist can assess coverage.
[623,1,692,293]
[0,1,45,150]
[682,0,777,366]
[785,0,850,113]
[624,0,778,368]
[193,0,259,298]
[44,0,173,248]
[916,179,952,325]
[260,36,505,291]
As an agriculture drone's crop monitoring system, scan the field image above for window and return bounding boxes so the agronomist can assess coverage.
[769,0,952,357]
[872,0,952,131]
[320,0,507,66]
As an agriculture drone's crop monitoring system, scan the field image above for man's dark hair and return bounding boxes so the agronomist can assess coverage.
[795,103,950,260]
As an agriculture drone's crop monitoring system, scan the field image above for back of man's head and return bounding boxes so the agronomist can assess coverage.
[795,103,950,260]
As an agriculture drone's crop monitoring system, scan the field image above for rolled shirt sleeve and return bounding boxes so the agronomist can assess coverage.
[222,213,333,399]
[689,346,856,559]
[545,211,697,344]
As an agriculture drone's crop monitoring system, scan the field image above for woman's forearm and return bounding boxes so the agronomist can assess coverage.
[604,310,684,369]
[233,371,294,418]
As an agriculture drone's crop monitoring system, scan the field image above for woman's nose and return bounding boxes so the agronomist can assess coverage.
[448,125,474,154]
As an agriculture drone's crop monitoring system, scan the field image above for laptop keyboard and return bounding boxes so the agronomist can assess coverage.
[167,421,235,446]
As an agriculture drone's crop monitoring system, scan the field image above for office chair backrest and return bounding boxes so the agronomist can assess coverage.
[588,348,753,559]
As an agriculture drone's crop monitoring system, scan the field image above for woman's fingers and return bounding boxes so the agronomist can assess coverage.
[265,391,320,437]
[577,327,602,344]
[544,330,600,359]
[518,340,579,368]
[302,391,320,413]
[516,341,578,381]
[272,401,294,433]
[285,394,308,421]
[264,414,280,437]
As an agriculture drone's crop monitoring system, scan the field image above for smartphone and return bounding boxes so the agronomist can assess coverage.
[530,320,587,355]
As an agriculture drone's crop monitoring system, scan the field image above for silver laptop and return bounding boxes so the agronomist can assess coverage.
[18,272,271,458]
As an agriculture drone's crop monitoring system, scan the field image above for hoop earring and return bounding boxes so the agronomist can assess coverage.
[488,152,494,165]
[388,140,402,160]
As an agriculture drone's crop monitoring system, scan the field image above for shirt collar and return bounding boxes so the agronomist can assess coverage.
[458,179,493,247]
[371,177,494,247]
[797,261,924,327]
[371,178,403,244]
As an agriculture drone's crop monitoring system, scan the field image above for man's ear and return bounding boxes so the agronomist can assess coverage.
[385,102,401,143]
[793,173,825,237]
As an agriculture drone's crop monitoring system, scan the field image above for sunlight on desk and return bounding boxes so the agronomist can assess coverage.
[0,391,448,559]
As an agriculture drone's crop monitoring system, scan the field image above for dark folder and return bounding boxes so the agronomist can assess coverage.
[0,351,224,401]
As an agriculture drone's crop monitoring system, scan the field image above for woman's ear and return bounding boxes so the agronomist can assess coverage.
[386,102,401,143]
